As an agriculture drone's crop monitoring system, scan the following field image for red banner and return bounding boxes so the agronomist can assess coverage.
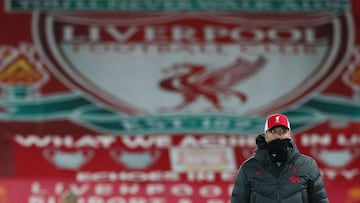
[0,177,359,203]
[4,132,360,202]
[1,1,360,203]
[0,178,235,203]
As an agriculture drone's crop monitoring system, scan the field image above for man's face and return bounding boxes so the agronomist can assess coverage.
[265,126,292,142]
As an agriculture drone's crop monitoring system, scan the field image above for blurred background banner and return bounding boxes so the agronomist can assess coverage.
[0,0,359,202]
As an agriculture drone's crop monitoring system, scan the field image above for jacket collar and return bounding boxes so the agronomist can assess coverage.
[254,134,300,165]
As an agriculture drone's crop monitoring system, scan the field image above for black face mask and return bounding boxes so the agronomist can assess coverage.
[267,139,291,163]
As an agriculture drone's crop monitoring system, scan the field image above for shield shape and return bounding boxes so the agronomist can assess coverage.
[33,12,354,115]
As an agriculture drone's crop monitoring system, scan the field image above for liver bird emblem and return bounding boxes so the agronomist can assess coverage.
[159,56,266,110]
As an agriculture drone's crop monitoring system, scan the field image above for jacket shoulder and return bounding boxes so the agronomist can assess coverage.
[238,156,259,172]
[293,153,321,176]
[241,156,257,167]
[295,153,316,164]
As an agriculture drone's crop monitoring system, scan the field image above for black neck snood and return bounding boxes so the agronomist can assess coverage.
[267,139,291,163]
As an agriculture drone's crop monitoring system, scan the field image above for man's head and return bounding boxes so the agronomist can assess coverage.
[263,114,293,163]
[264,113,292,143]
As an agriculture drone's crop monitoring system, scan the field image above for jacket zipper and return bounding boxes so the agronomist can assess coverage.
[277,177,280,203]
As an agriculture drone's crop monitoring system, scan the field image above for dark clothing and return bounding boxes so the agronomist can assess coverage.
[231,135,329,203]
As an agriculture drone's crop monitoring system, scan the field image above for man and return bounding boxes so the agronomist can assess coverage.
[231,113,329,203]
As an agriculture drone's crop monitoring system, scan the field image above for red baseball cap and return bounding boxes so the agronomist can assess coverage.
[264,113,291,132]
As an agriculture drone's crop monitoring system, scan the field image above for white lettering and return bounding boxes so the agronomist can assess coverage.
[204,26,228,41]
[268,27,302,43]
[105,26,138,42]
[87,196,105,203]
[187,171,215,182]
[118,184,140,195]
[68,184,90,195]
[342,168,360,180]
[29,196,56,203]
[178,199,192,203]
[173,26,197,42]
[77,171,180,182]
[300,133,332,146]
[89,26,100,42]
[14,134,116,148]
[220,171,237,182]
[171,184,193,196]
[27,181,243,202]
[95,183,114,196]
[144,26,167,41]
[15,134,52,147]
[146,184,165,195]
[54,182,64,195]
[29,196,45,203]
[179,135,200,147]
[321,168,360,180]
[63,25,87,43]
[31,182,48,195]
[121,135,171,148]
[231,27,264,42]
[178,135,255,147]
[321,168,337,180]
[199,185,222,197]
[207,200,225,203]
[61,24,326,45]
[337,134,360,146]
